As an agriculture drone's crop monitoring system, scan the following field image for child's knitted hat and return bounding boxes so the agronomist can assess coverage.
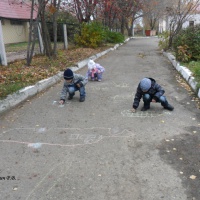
[64,68,74,80]
[140,78,151,91]
[88,59,96,70]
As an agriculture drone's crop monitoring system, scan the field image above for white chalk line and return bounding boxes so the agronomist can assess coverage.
[0,127,134,148]
[25,161,72,200]
[121,110,172,117]
[0,134,134,148]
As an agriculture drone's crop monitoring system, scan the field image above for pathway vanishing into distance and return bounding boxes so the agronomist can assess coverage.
[0,37,200,200]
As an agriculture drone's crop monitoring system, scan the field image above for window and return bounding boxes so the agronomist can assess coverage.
[1,19,5,25]
[189,21,194,27]
[10,20,23,25]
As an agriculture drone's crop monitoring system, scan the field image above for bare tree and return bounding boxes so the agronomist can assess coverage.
[51,0,62,56]
[37,0,53,58]
[66,0,99,23]
[142,0,167,30]
[166,0,200,48]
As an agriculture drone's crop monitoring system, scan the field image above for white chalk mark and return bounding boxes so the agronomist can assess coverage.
[121,110,163,117]
[0,127,134,148]
[52,101,57,105]
[28,143,42,149]
[45,162,73,195]
[89,86,109,91]
[110,94,134,103]
[112,81,129,88]
[25,162,66,200]
[37,127,46,133]
[58,104,64,108]
[69,134,80,140]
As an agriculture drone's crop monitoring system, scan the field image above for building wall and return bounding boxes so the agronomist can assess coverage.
[2,19,29,44]
[159,14,200,32]
[182,14,200,28]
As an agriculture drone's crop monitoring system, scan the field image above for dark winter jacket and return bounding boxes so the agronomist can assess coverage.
[132,78,165,109]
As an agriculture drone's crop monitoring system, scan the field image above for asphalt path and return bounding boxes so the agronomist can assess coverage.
[0,37,200,200]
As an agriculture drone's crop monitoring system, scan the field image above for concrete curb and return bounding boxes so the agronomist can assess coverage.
[163,51,200,98]
[0,41,127,115]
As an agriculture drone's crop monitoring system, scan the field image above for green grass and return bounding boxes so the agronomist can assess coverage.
[183,61,200,90]
[0,83,26,99]
[5,41,65,52]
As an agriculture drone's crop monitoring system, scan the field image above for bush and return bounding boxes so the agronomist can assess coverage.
[105,30,124,43]
[74,22,125,48]
[158,31,170,51]
[172,25,200,62]
[74,22,106,48]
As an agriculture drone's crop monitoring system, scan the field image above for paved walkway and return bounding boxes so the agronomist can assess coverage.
[0,37,200,200]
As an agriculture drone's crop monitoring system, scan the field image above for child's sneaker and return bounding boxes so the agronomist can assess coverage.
[164,104,174,111]
[98,79,102,82]
[68,93,75,100]
[141,106,150,111]
[79,97,85,102]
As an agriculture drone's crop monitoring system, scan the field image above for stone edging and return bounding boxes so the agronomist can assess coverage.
[0,38,130,115]
[163,51,200,99]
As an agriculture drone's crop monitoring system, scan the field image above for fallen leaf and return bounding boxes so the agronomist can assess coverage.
[193,131,197,134]
[13,187,18,191]
[190,175,196,180]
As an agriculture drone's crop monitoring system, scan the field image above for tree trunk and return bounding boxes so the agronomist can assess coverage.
[26,0,36,66]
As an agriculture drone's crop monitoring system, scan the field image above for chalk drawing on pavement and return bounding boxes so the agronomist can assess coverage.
[52,100,71,108]
[112,81,129,88]
[121,110,172,117]
[0,127,135,148]
[110,94,134,103]
[25,161,73,200]
[89,86,109,91]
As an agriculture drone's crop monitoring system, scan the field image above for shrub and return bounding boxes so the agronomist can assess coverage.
[173,25,200,62]
[158,31,170,51]
[74,22,106,48]
[177,45,192,62]
[105,30,124,43]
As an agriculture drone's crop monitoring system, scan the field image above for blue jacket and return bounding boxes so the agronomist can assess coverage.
[133,78,165,109]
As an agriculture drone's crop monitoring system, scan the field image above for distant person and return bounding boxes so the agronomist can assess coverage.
[59,68,88,104]
[86,59,105,82]
[131,77,174,112]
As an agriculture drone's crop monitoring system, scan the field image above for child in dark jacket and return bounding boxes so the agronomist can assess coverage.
[131,77,174,112]
[59,68,88,104]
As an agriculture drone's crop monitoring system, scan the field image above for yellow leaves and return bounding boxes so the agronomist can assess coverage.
[0,46,109,99]
[190,175,197,180]
[48,4,57,14]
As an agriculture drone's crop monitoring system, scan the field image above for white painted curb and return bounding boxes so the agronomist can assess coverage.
[163,52,200,99]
